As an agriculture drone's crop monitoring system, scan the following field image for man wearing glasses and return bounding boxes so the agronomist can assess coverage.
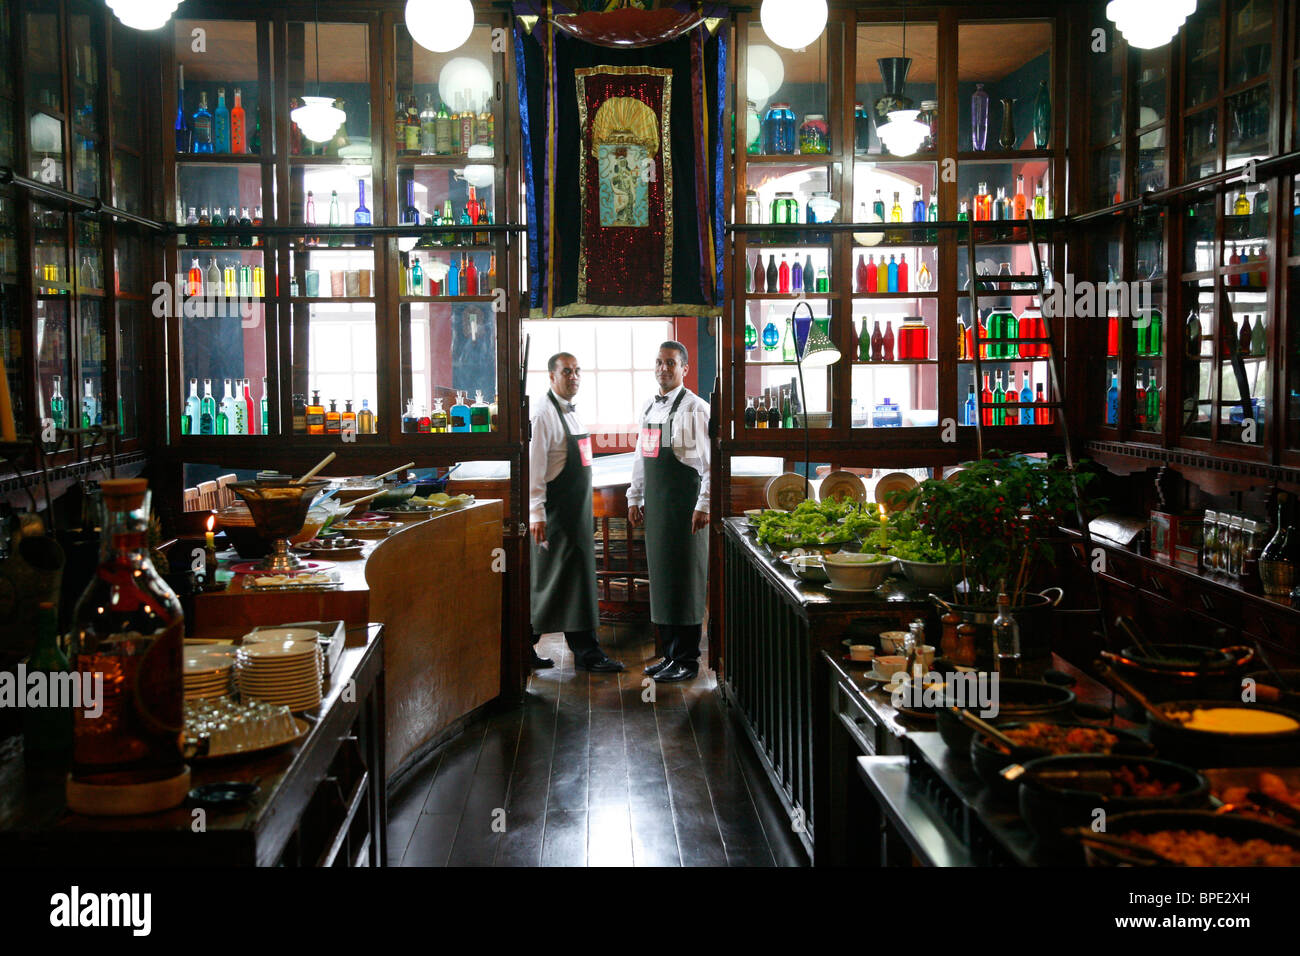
[528,352,624,672]
[627,341,710,683]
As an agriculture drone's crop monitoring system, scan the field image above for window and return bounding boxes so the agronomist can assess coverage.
[308,304,377,412]
[523,319,674,433]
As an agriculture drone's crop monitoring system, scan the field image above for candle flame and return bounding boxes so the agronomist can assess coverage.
[206,514,216,532]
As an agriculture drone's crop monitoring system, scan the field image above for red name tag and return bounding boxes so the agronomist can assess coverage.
[577,436,592,466]
[640,427,660,458]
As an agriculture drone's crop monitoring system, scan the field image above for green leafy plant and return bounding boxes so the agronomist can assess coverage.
[889,454,1098,608]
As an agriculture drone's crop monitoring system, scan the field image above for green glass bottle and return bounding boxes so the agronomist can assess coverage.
[781,316,796,362]
[21,602,73,769]
[857,317,870,362]
[1146,369,1161,428]
[992,371,1006,425]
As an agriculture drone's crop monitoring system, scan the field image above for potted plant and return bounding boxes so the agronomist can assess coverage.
[889,454,1100,668]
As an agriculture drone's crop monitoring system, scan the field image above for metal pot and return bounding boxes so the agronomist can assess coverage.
[931,588,1065,673]
[969,721,1154,802]
[935,679,1076,756]
[1018,755,1210,852]
[1101,644,1255,704]
[1083,810,1300,866]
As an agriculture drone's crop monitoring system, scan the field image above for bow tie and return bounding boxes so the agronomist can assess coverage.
[654,394,671,403]
[561,401,576,412]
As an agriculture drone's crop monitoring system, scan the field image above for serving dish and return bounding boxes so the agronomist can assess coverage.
[332,519,402,538]
[819,470,867,503]
[970,720,1155,800]
[935,679,1077,756]
[874,471,919,510]
[1081,809,1300,866]
[821,551,895,590]
[765,472,811,511]
[294,537,365,558]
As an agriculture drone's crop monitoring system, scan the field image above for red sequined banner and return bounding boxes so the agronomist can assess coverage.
[574,67,672,310]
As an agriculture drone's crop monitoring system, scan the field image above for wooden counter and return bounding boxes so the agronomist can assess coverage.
[195,501,505,781]
[0,624,386,867]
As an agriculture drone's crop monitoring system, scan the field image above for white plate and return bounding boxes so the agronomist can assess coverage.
[874,471,919,510]
[862,668,904,683]
[819,470,867,503]
[765,472,811,511]
[242,627,322,645]
[237,640,320,660]
[823,581,884,593]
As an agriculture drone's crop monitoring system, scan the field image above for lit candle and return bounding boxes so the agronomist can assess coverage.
[879,503,888,525]
[205,514,216,551]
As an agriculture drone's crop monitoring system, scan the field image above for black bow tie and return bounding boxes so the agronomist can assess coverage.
[561,402,575,412]
[654,394,671,403]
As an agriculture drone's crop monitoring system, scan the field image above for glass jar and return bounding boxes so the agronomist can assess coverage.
[897,317,930,361]
[854,102,871,154]
[798,114,829,154]
[771,191,799,225]
[1202,510,1219,572]
[762,102,796,154]
[919,100,938,151]
[745,188,760,224]
[1227,515,1244,576]
[745,100,761,154]
[1215,513,1234,573]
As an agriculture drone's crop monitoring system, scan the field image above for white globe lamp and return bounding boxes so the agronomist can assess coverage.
[292,96,347,144]
[106,0,180,31]
[878,109,928,156]
[406,0,475,55]
[760,0,827,52]
[438,57,493,113]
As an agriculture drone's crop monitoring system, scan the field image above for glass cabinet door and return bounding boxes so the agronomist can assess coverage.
[68,4,101,198]
[26,0,65,188]
[288,20,370,160]
[956,19,1053,155]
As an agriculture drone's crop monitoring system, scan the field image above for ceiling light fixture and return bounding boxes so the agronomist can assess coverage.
[105,0,180,31]
[878,5,928,156]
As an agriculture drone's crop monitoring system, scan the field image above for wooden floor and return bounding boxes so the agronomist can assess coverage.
[386,623,807,867]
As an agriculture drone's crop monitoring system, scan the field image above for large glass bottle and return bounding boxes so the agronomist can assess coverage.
[50,374,66,430]
[174,65,190,153]
[1259,492,1298,596]
[191,91,213,153]
[354,180,372,247]
[420,95,437,155]
[970,83,989,151]
[230,88,246,154]
[328,190,342,248]
[213,87,230,153]
[68,479,186,800]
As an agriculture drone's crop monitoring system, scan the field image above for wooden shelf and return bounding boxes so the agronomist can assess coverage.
[175,153,268,163]
[395,153,499,166]
[400,295,496,303]
[743,154,836,164]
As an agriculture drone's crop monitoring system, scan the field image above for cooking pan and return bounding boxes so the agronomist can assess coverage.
[1095,661,1300,768]
[1079,809,1300,866]
[934,678,1076,757]
[1100,643,1254,704]
[969,721,1154,801]
[1017,755,1209,853]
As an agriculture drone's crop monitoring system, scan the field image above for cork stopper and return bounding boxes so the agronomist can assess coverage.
[100,478,148,511]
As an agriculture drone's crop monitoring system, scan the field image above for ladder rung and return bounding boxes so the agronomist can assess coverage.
[974,275,1044,283]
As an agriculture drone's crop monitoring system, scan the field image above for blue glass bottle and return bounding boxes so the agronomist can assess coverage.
[964,384,976,426]
[174,65,191,153]
[1019,371,1034,425]
[762,319,780,350]
[191,91,214,153]
[213,87,230,153]
[912,188,926,224]
[354,179,372,247]
[791,259,803,294]
[447,257,459,295]
[1105,371,1119,425]
[449,391,472,433]
[887,255,898,293]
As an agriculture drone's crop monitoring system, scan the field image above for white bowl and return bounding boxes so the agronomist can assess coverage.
[880,630,909,654]
[821,551,895,590]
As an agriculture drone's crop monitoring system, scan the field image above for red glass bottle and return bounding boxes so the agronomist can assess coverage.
[980,374,994,425]
[978,318,989,359]
[467,255,479,296]
[778,255,791,294]
[1106,314,1119,357]
[68,479,185,801]
[242,379,256,435]
[856,254,869,293]
[871,321,883,362]
[866,255,877,293]
[1134,371,1147,428]
[882,321,895,362]
[1238,316,1252,355]
[460,254,470,293]
[960,318,972,361]
[1035,383,1048,424]
[753,254,765,294]
[898,254,909,292]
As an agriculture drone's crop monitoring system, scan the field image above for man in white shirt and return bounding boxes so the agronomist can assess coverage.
[627,341,710,683]
[528,352,624,673]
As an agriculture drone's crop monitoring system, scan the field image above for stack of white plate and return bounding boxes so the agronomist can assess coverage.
[184,647,235,701]
[235,639,323,712]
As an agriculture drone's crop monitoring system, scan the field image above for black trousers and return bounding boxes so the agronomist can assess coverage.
[659,623,701,666]
[532,629,600,662]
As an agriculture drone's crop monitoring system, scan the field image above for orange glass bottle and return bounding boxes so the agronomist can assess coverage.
[67,479,186,809]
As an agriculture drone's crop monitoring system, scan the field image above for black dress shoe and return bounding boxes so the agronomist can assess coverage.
[578,655,626,673]
[529,649,554,669]
[644,657,672,676]
[652,662,698,683]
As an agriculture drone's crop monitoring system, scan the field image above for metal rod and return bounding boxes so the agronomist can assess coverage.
[174,223,527,236]
[0,167,169,231]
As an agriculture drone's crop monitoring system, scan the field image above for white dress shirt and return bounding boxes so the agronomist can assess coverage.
[627,385,711,514]
[528,389,585,523]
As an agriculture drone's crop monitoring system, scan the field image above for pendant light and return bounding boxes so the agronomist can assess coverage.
[406,0,475,54]
[1106,0,1196,50]
[291,0,346,144]
[878,6,929,156]
[760,0,827,52]
[105,0,180,31]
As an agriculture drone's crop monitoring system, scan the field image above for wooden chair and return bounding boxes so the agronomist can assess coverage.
[183,487,200,512]
[196,480,219,512]
[216,474,238,509]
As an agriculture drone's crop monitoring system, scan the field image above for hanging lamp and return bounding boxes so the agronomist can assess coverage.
[291,0,346,143]
[878,6,929,156]
[1106,0,1196,50]
[106,0,180,31]
[760,0,827,52]
[406,0,475,54]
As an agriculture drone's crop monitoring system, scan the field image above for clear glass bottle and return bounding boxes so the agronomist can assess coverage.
[68,479,186,799]
[991,592,1021,677]
[50,374,66,430]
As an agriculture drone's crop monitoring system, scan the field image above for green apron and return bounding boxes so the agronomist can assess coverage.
[530,392,599,633]
[641,390,708,625]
